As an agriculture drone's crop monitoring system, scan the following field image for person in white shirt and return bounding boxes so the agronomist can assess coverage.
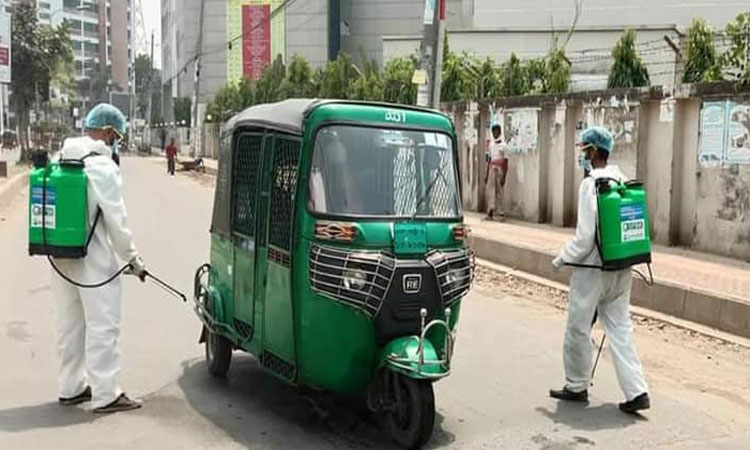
[484,123,508,221]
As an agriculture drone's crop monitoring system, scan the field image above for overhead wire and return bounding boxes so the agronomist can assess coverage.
[163,0,300,85]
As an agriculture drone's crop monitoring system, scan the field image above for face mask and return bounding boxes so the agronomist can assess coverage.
[578,153,593,172]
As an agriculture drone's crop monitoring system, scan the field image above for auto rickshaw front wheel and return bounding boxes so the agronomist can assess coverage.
[384,374,435,449]
[204,326,232,377]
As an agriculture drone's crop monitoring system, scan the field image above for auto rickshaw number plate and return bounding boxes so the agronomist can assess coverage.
[393,222,428,256]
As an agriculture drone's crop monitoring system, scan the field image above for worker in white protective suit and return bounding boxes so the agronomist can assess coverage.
[51,103,146,413]
[549,126,650,414]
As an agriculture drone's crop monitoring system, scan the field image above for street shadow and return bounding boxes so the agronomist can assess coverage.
[536,401,647,431]
[170,355,455,450]
[0,402,98,432]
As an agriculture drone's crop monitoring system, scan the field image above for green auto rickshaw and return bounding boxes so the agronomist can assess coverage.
[193,99,474,449]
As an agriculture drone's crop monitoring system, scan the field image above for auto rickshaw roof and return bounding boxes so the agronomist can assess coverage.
[223,99,452,135]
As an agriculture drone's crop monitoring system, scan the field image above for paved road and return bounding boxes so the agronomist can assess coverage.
[1,157,749,450]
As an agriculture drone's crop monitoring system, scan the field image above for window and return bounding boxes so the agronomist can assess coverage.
[309,126,460,219]
[232,134,263,236]
[268,137,301,253]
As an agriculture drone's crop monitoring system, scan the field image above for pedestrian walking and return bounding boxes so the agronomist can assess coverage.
[484,122,508,221]
[549,127,650,414]
[166,138,178,176]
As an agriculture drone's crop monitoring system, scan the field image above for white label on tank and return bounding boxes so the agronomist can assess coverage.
[621,219,645,242]
[30,187,56,229]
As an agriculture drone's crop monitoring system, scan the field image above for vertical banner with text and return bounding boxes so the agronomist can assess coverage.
[227,0,285,83]
[242,5,271,80]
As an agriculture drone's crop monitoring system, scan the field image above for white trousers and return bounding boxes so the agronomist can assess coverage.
[564,268,649,401]
[52,272,123,408]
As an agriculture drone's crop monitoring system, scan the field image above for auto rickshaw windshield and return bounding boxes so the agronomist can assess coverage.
[308,125,461,219]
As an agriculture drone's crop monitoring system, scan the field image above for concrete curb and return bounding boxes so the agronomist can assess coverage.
[476,258,750,349]
[469,234,750,339]
[0,171,28,212]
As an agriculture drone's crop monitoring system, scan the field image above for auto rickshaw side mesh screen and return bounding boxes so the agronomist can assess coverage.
[211,132,233,236]
[268,137,301,260]
[232,133,263,237]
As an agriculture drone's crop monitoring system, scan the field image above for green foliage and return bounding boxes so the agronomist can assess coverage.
[545,49,571,94]
[683,18,720,83]
[348,51,383,101]
[501,53,528,96]
[135,54,161,121]
[608,29,650,88]
[255,54,286,104]
[319,53,359,99]
[11,2,73,151]
[205,39,573,122]
[282,54,316,98]
[173,97,192,125]
[525,58,547,95]
[720,12,750,82]
[382,56,417,105]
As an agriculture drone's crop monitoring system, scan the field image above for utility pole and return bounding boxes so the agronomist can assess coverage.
[146,30,154,148]
[190,0,207,157]
[415,0,446,109]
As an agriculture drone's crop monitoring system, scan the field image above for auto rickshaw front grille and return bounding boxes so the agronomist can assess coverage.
[309,244,395,318]
[427,248,475,307]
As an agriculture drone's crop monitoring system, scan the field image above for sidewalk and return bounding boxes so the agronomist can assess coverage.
[466,212,750,338]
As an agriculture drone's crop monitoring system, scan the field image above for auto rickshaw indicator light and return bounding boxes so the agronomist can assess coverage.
[315,221,358,242]
[452,224,470,240]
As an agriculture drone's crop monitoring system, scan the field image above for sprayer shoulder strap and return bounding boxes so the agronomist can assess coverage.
[80,151,102,161]
[80,152,104,253]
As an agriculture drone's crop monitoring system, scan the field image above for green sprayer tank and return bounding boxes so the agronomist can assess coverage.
[596,178,652,270]
[29,156,90,259]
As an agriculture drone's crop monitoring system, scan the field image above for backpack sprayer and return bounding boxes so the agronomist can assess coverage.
[28,151,186,302]
[564,177,654,384]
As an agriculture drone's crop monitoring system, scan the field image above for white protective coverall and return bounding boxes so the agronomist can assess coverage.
[554,165,649,401]
[51,137,139,408]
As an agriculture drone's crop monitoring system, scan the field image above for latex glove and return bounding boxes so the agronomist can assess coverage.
[127,256,147,282]
[552,256,565,272]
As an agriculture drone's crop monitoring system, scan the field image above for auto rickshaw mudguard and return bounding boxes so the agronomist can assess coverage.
[379,336,448,380]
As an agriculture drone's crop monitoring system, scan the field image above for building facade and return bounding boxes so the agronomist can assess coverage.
[160,0,473,121]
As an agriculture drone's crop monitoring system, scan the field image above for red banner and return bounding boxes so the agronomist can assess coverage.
[242,4,271,80]
[0,47,8,66]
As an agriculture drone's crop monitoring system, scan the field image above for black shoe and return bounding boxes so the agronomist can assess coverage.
[549,387,588,402]
[59,386,92,406]
[92,393,142,414]
[619,393,650,414]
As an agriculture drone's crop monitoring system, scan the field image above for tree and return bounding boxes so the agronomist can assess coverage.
[319,53,359,99]
[501,53,528,96]
[608,29,650,88]
[282,54,316,98]
[11,2,73,153]
[682,18,721,83]
[135,54,161,121]
[348,50,383,101]
[544,49,571,93]
[383,56,417,105]
[720,12,750,83]
[256,54,286,103]
[525,58,547,95]
[174,97,192,125]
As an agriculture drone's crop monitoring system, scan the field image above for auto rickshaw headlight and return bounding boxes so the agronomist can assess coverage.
[343,268,368,291]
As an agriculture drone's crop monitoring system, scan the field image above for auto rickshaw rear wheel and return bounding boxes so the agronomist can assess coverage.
[384,374,435,449]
